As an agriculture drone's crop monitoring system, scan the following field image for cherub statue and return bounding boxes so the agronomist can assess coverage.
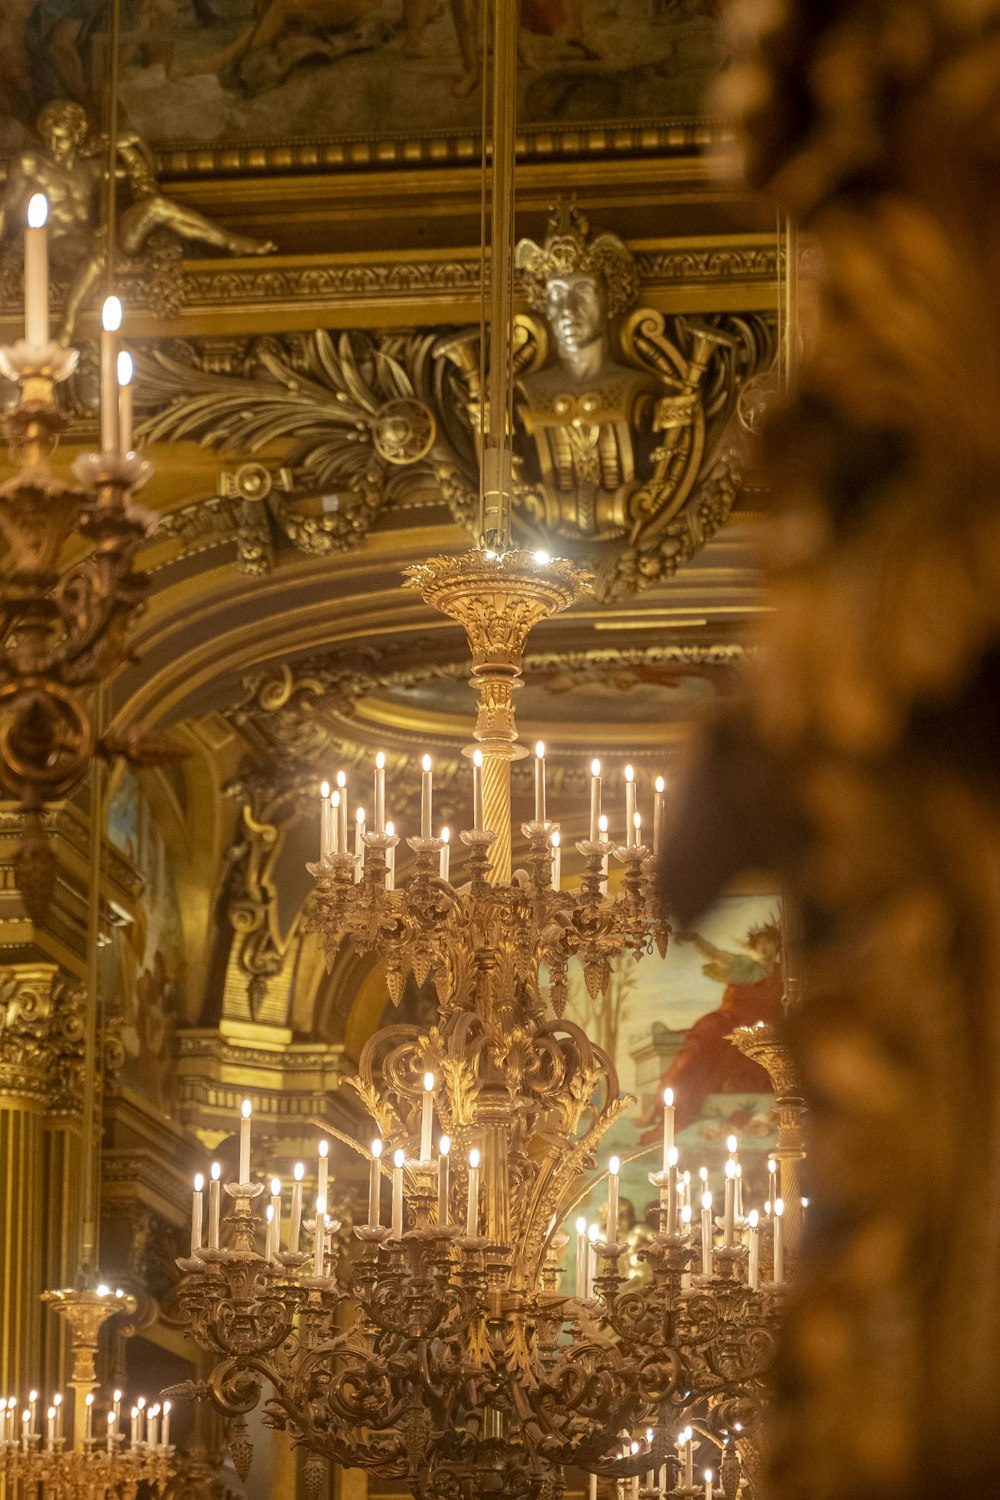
[0,101,275,343]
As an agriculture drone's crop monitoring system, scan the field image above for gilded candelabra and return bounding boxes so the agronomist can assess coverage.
[172,549,795,1499]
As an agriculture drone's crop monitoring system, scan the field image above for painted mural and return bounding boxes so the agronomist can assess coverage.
[104,767,186,1113]
[563,892,782,1274]
[0,0,724,151]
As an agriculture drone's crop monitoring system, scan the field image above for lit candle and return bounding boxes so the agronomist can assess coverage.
[653,775,666,855]
[46,1406,55,1451]
[748,1208,760,1290]
[317,1139,329,1213]
[268,1178,282,1258]
[723,1160,736,1247]
[147,1405,160,1451]
[385,820,396,890]
[118,351,134,454]
[368,1139,383,1228]
[801,1195,810,1235]
[162,1401,171,1449]
[313,1196,326,1276]
[355,807,366,881]
[330,790,341,855]
[24,193,49,347]
[589,759,601,842]
[28,1392,36,1432]
[239,1099,252,1183]
[705,1468,714,1500]
[20,1410,29,1454]
[129,1406,139,1446]
[666,1145,678,1236]
[421,754,433,838]
[767,1156,777,1213]
[106,1409,115,1454]
[662,1087,675,1171]
[680,1204,693,1291]
[336,770,348,851]
[265,1204,275,1260]
[52,1392,62,1444]
[551,830,561,890]
[113,1389,122,1428]
[374,752,386,833]
[136,1397,146,1447]
[586,1223,598,1299]
[466,1147,480,1237]
[598,815,609,893]
[728,1134,742,1217]
[701,1190,713,1275]
[289,1161,304,1253]
[437,1135,450,1225]
[320,780,332,857]
[607,1155,620,1245]
[575,1215,587,1298]
[391,1148,405,1240]
[472,749,484,832]
[191,1172,204,1255]
[100,294,123,455]
[685,1430,694,1490]
[534,741,546,823]
[420,1072,435,1163]
[625,764,637,845]
[645,1428,655,1490]
[440,826,450,881]
[773,1197,784,1283]
[85,1392,94,1444]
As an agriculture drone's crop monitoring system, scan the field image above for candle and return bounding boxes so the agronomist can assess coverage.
[421,754,432,838]
[374,752,386,833]
[53,1395,62,1442]
[162,1401,171,1449]
[118,351,134,454]
[666,1145,678,1236]
[385,820,396,890]
[773,1197,785,1283]
[336,770,348,850]
[313,1196,326,1276]
[625,764,637,845]
[289,1161,304,1253]
[330,790,341,855]
[534,741,546,823]
[645,1428,655,1490]
[268,1177,281,1258]
[147,1405,160,1450]
[46,1406,55,1451]
[685,1430,694,1490]
[317,1139,329,1213]
[265,1204,275,1259]
[728,1134,742,1218]
[801,1195,810,1235]
[113,1390,122,1428]
[589,759,601,842]
[106,1410,115,1454]
[748,1209,760,1290]
[589,1475,597,1500]
[653,775,665,855]
[767,1157,777,1213]
[368,1139,383,1228]
[551,830,561,890]
[391,1148,405,1240]
[129,1406,139,1446]
[437,1135,450,1224]
[85,1393,94,1444]
[320,780,331,857]
[191,1173,204,1255]
[25,193,49,347]
[704,1469,714,1500]
[472,749,484,832]
[607,1155,620,1245]
[355,807,365,881]
[466,1147,480,1237]
[701,1191,713,1275]
[440,826,450,881]
[631,1442,640,1500]
[136,1397,145,1446]
[238,1099,252,1182]
[20,1410,29,1454]
[586,1223,598,1299]
[574,1215,587,1298]
[208,1161,221,1249]
[680,1204,693,1291]
[724,1160,736,1247]
[598,815,609,893]
[420,1072,434,1163]
[100,294,123,455]
[662,1087,675,1171]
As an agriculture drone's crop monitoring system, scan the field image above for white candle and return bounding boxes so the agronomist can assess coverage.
[20,1410,29,1454]
[801,1195,810,1235]
[534,741,546,823]
[724,1160,736,1247]
[317,1139,329,1213]
[774,1197,785,1283]
[598,815,609,893]
[685,1432,694,1490]
[385,820,396,890]
[147,1405,160,1450]
[129,1406,138,1446]
[46,1406,55,1451]
[666,1145,678,1236]
[85,1393,94,1444]
[437,1136,450,1224]
[368,1139,383,1228]
[106,1410,115,1454]
[662,1087,675,1171]
[551,830,561,890]
[320,780,331,857]
[748,1209,760,1290]
[421,754,433,838]
[136,1398,146,1446]
[440,826,450,881]
[289,1162,304,1253]
[420,1072,434,1163]
[161,1402,171,1449]
[265,1204,275,1260]
[728,1134,742,1218]
[607,1155,620,1245]
[575,1215,587,1298]
[466,1147,480,1237]
[701,1191,713,1275]
[589,1475,597,1500]
[336,770,348,851]
[330,790,341,855]
[355,807,365,881]
[767,1157,777,1213]
[313,1196,326,1276]
[391,1148,405,1239]
[268,1178,281,1258]
[625,764,637,845]
[374,752,386,833]
[645,1429,655,1490]
[117,351,134,454]
[653,775,666,855]
[24,194,49,347]
[239,1099,252,1183]
[191,1173,204,1254]
[680,1204,693,1290]
[589,759,601,842]
[472,750,484,832]
[705,1468,714,1500]
[100,294,123,455]
[207,1161,221,1248]
[113,1390,121,1428]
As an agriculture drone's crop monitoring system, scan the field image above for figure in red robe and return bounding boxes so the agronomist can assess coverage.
[641,920,783,1137]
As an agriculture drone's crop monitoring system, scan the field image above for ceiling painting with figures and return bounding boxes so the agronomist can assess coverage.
[0,0,724,151]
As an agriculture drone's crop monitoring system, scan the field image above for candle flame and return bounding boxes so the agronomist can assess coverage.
[587,1222,599,1242]
[113,1391,122,1403]
[705,1472,713,1483]
[371,1139,383,1158]
[316,1195,326,1215]
[725,1160,737,1180]
[468,1147,481,1169]
[701,1190,713,1210]
[473,749,483,767]
[27,193,48,229]
[768,1157,777,1173]
[748,1209,760,1228]
[423,1071,435,1091]
[681,1204,692,1223]
[85,1394,94,1408]
[598,814,608,833]
[193,1173,204,1191]
[576,1215,587,1234]
[441,826,450,843]
[439,1135,451,1155]
[117,351,133,387]
[163,1402,171,1415]
[633,812,641,829]
[265,1205,274,1222]
[336,769,346,788]
[551,830,560,848]
[591,758,601,776]
[533,549,551,565]
[385,820,395,836]
[270,1177,281,1196]
[137,1398,145,1411]
[318,1139,328,1158]
[241,1099,252,1119]
[699,1165,708,1182]
[331,790,340,808]
[656,775,665,793]
[625,763,634,782]
[356,805,365,824]
[727,1134,738,1153]
[668,1146,679,1168]
[210,1161,221,1181]
[96,1285,109,1297]
[609,1155,621,1176]
[663,1087,674,1107]
[101,294,123,333]
[801,1196,810,1207]
[106,1411,115,1426]
[422,754,432,772]
[535,740,545,759]
[376,751,385,769]
[393,1148,405,1169]
[775,1197,785,1216]
[47,1407,55,1419]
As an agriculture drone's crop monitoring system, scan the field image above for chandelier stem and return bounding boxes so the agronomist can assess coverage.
[480,749,512,886]
[78,685,105,1286]
[482,0,518,552]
